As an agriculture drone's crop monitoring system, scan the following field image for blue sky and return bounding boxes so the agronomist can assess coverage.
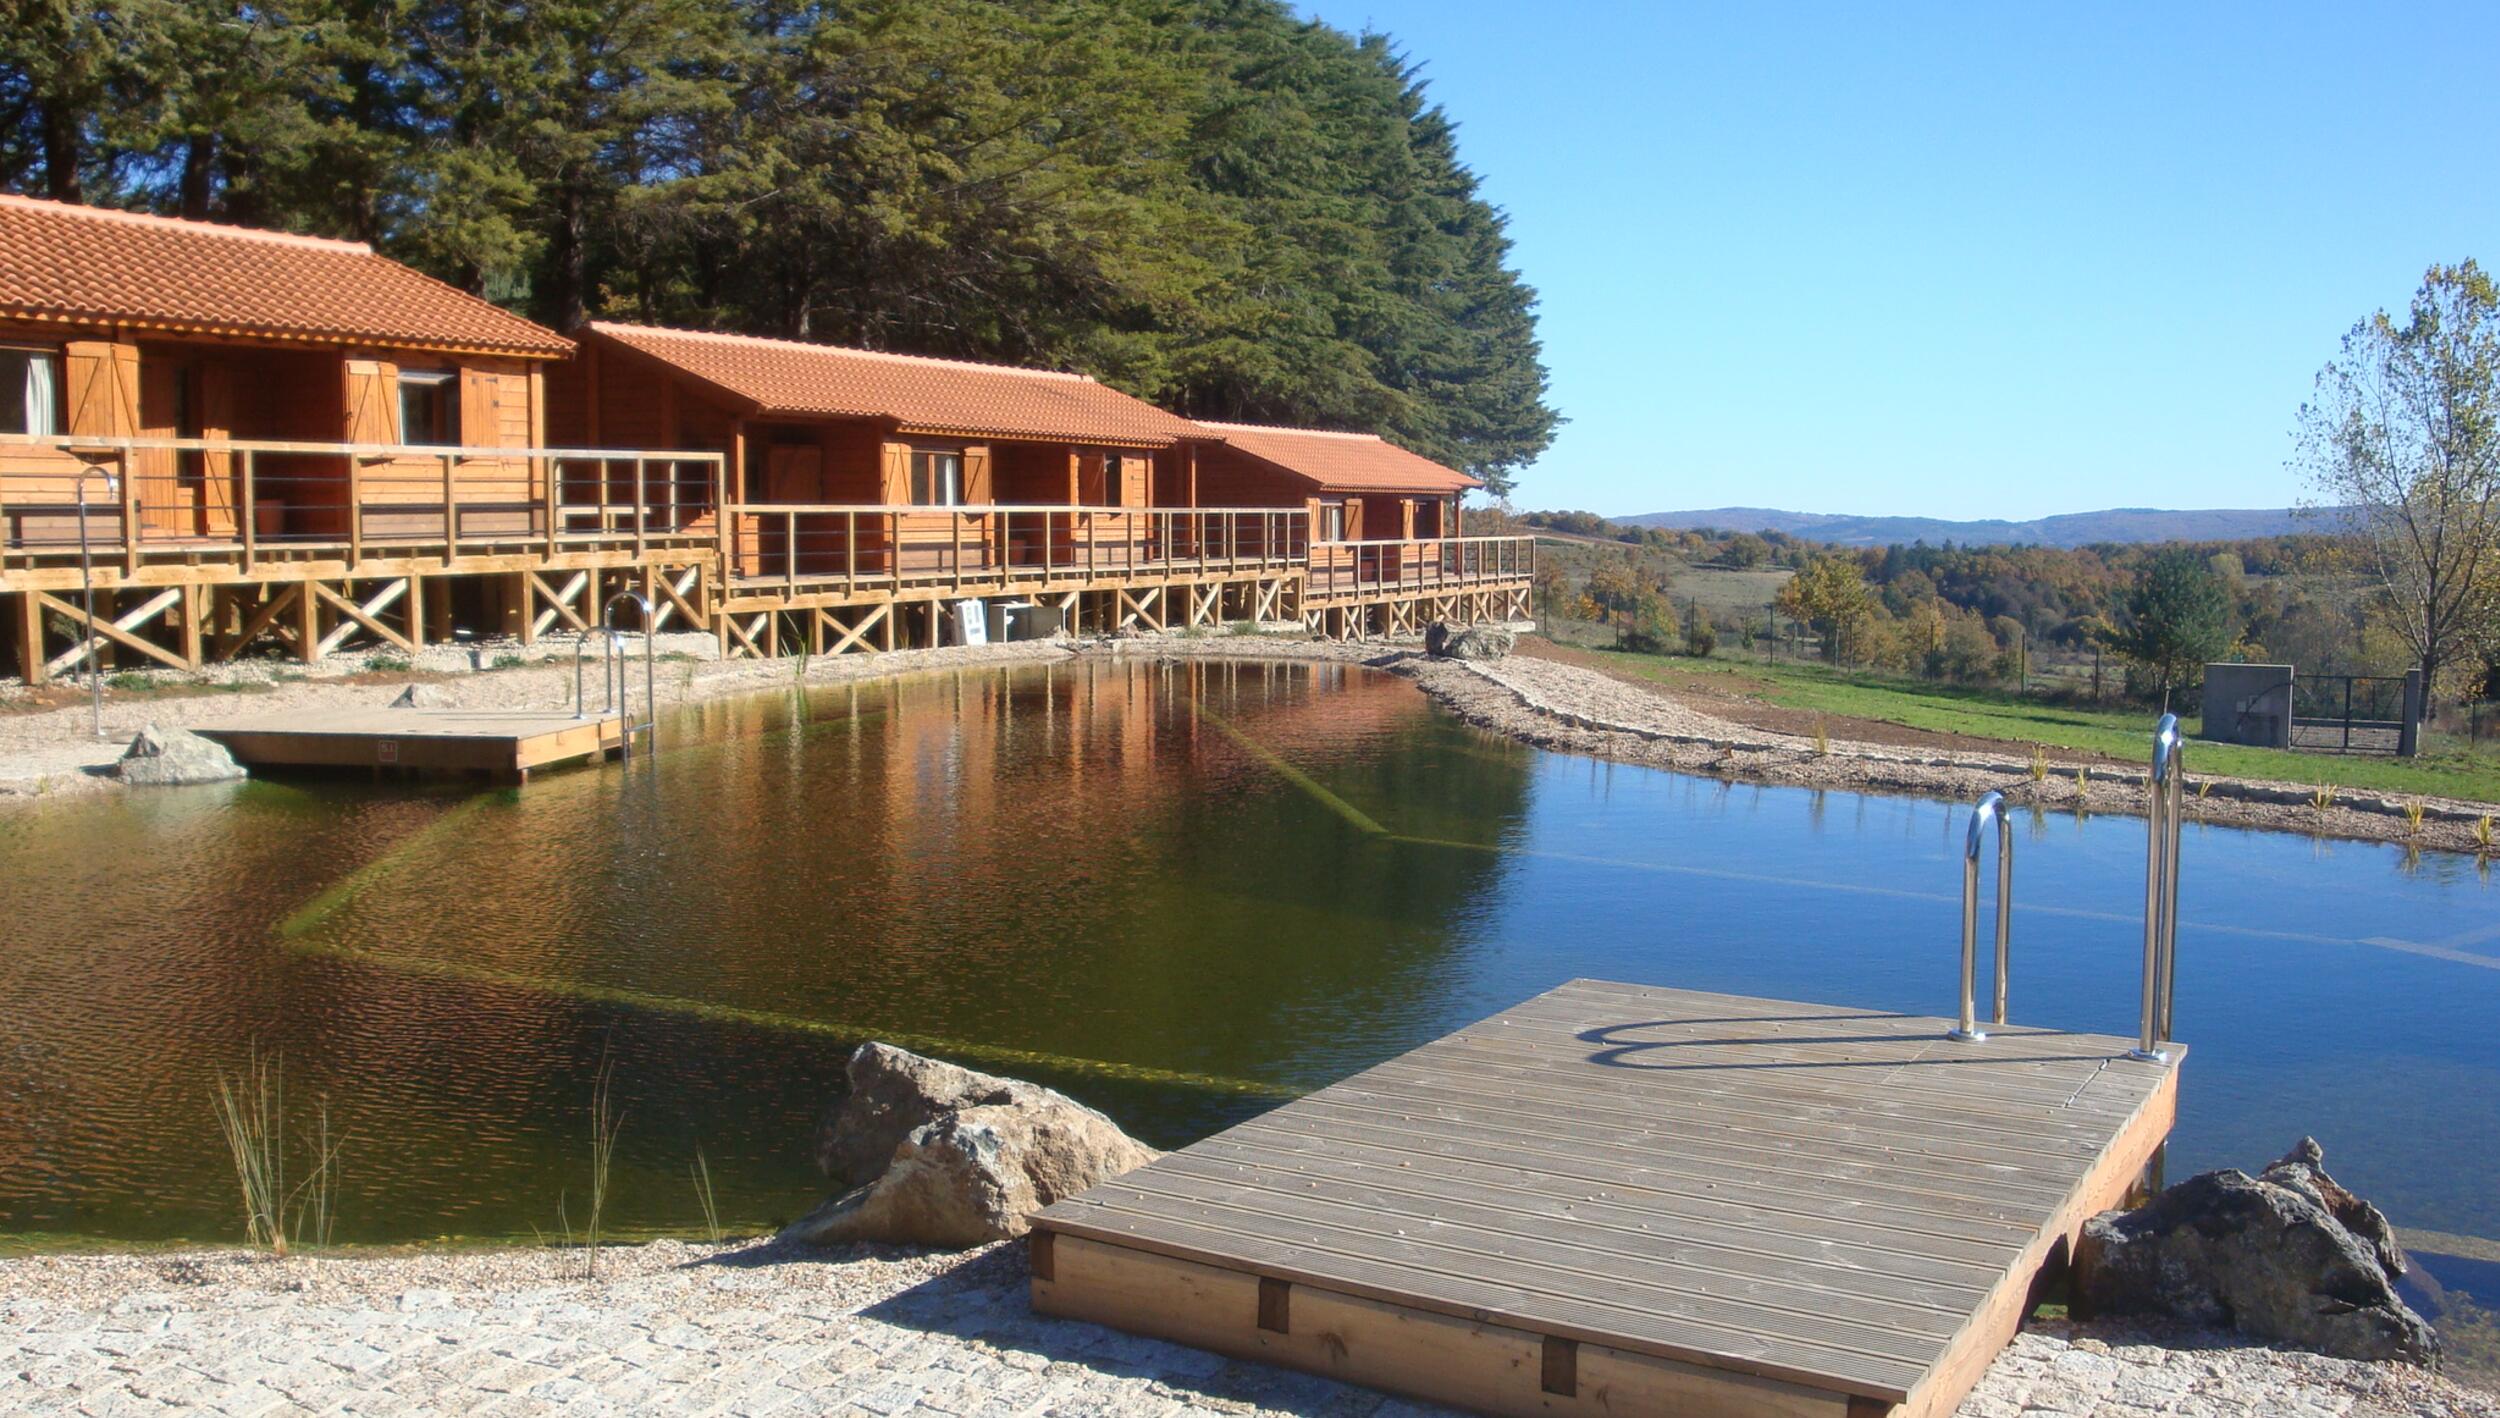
[1299,3,2499,520]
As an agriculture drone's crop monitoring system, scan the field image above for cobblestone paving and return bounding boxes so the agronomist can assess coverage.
[2,1242,2490,1417]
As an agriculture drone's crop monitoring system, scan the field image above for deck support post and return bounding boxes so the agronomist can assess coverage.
[15,591,46,685]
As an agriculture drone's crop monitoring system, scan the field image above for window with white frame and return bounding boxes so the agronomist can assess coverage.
[0,346,59,436]
[910,448,962,506]
[1319,500,1347,541]
[397,369,458,446]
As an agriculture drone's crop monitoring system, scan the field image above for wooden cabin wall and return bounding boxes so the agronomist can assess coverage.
[1194,445,1307,509]
[819,421,886,503]
[993,442,1075,503]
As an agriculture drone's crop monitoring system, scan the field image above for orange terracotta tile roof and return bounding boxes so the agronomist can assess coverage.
[0,195,571,357]
[587,322,1206,446]
[1199,421,1480,494]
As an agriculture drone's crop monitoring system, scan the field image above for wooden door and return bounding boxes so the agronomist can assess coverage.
[136,356,194,534]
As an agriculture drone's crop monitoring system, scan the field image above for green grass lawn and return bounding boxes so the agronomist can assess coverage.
[1601,648,2500,805]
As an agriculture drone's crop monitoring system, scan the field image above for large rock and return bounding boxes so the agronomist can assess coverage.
[2075,1138,2435,1364]
[1424,622,1515,661]
[784,1043,1158,1249]
[115,724,245,786]
[389,683,451,708]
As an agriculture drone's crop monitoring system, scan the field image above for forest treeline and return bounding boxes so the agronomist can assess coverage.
[1508,509,2500,705]
[0,0,1557,491]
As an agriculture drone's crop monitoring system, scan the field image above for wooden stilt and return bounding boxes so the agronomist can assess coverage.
[15,591,45,685]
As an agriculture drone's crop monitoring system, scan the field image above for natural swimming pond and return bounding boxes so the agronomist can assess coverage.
[3,657,2497,1282]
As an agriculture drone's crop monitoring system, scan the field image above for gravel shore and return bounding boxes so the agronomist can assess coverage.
[3,1240,2488,1417]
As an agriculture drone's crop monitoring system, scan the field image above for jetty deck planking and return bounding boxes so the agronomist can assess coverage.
[1033,978,2183,1418]
[194,707,627,782]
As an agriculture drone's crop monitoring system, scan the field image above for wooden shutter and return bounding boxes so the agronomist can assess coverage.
[1120,454,1147,509]
[198,365,238,536]
[879,440,913,503]
[961,445,993,505]
[63,340,140,445]
[1343,499,1364,541]
[1400,498,1417,540]
[343,359,400,447]
[460,367,497,450]
[1078,451,1107,505]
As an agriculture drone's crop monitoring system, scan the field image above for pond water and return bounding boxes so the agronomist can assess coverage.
[3,659,2497,1283]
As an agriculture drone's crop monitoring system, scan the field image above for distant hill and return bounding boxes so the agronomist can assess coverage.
[1616,506,2345,549]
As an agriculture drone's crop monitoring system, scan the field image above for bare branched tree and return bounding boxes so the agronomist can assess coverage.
[2295,261,2500,700]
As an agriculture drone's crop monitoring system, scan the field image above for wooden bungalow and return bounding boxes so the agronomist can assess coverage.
[549,324,1307,652]
[0,196,714,680]
[1196,422,1530,636]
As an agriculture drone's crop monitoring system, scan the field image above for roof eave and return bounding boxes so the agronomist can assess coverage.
[0,306,572,359]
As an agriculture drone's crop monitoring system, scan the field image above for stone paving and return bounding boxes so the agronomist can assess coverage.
[2,1240,2492,1417]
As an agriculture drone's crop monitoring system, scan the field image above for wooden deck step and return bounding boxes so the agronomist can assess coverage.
[1032,979,2183,1418]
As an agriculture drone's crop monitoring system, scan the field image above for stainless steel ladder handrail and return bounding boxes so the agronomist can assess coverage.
[2130,714,2184,1062]
[572,594,659,761]
[1950,790,2012,1042]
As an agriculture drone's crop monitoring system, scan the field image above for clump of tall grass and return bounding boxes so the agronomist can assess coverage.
[690,1150,723,1244]
[2476,814,2495,856]
[2311,780,2338,814]
[1811,718,1830,757]
[553,1056,627,1278]
[209,1048,342,1257]
[2027,744,2047,782]
[2402,799,2427,839]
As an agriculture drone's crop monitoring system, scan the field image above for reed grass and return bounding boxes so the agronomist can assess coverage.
[2311,780,2339,813]
[1811,718,1829,757]
[210,1049,286,1256]
[209,1049,343,1256]
[2028,744,2047,782]
[583,1057,624,1277]
[2402,799,2427,838]
[690,1150,723,1244]
[2475,814,2494,855]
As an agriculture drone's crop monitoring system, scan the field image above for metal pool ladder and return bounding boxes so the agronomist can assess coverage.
[573,593,659,761]
[1950,791,2012,1042]
[2130,714,2185,1062]
[1946,715,2185,1057]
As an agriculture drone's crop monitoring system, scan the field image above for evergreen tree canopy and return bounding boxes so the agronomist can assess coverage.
[1,0,1557,492]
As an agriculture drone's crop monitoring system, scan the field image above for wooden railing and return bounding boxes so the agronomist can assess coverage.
[1303,535,1536,602]
[723,503,1308,594]
[0,432,720,579]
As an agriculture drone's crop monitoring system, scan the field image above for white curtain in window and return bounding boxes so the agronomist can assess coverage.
[21,351,56,436]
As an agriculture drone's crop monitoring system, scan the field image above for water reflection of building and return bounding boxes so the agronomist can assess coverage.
[317,662,1536,1120]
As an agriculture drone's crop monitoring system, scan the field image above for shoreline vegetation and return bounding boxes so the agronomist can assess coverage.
[5,626,2498,857]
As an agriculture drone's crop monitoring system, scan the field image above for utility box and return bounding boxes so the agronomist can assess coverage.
[2201,663,2293,748]
[986,600,1060,642]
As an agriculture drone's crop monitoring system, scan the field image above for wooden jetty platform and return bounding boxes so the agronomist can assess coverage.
[194,707,625,782]
[1032,979,2184,1418]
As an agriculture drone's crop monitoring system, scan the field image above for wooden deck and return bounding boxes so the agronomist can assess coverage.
[1032,979,2184,1418]
[194,706,626,782]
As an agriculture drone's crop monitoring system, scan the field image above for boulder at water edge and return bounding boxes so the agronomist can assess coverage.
[1423,621,1515,661]
[2075,1137,2436,1364]
[783,1042,1158,1249]
[389,683,451,708]
[115,724,245,786]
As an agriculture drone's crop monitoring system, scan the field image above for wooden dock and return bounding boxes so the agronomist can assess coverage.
[194,706,626,782]
[1032,979,2184,1418]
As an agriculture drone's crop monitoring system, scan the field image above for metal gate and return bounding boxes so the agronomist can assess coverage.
[2290,674,2408,754]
